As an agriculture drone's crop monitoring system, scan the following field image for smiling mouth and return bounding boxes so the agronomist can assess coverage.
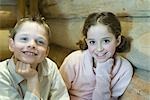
[95,52,107,59]
[22,51,38,56]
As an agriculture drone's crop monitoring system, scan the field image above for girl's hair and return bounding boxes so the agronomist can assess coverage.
[9,15,51,46]
[77,12,131,53]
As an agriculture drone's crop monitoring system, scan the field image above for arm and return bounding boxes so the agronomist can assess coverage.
[92,58,114,100]
[0,73,40,100]
[59,57,76,90]
[15,61,40,100]
[49,62,70,100]
[0,75,21,100]
[111,58,133,98]
[0,59,41,100]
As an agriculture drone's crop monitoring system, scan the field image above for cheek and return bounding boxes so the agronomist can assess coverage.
[87,45,96,54]
[105,44,116,54]
[13,43,24,52]
[38,47,48,56]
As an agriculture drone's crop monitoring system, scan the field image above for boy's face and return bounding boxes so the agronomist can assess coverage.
[9,21,49,66]
[86,24,120,63]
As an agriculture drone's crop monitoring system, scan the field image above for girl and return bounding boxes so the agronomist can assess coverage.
[0,16,69,100]
[60,12,133,100]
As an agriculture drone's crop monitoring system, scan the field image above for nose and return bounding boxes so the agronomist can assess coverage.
[27,39,36,48]
[97,42,103,52]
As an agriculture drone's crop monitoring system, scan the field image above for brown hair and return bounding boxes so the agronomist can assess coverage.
[77,12,131,53]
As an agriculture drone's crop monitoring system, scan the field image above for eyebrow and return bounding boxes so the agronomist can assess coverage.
[102,37,111,39]
[87,36,111,40]
[36,36,48,43]
[38,37,47,40]
[87,38,95,40]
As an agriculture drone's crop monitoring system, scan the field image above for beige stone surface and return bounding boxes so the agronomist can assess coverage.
[40,0,150,18]
[48,43,73,67]
[121,72,150,100]
[47,18,83,49]
[127,22,150,71]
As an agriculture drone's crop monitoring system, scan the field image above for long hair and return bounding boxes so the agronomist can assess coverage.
[77,12,131,52]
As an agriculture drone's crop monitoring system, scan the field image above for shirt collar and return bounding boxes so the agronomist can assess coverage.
[37,58,50,76]
[7,57,24,84]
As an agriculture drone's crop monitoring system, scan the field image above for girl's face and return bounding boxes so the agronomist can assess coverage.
[9,21,49,66]
[86,23,120,63]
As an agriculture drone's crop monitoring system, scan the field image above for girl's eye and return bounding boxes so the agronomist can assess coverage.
[89,41,96,45]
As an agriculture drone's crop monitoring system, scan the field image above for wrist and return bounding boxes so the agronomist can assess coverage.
[27,75,40,94]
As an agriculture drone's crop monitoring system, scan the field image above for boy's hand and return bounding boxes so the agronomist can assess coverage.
[15,60,40,98]
[15,61,38,80]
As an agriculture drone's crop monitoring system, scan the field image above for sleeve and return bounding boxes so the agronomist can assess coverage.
[92,59,113,100]
[59,56,76,90]
[49,62,70,100]
[92,71,112,100]
[0,73,40,100]
[0,77,21,100]
[111,59,133,98]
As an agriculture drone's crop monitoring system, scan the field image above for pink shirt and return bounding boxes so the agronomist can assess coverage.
[60,50,133,100]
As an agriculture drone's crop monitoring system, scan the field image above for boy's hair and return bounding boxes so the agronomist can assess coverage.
[9,15,51,46]
[77,12,131,53]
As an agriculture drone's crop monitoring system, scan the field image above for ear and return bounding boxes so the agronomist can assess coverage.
[46,47,50,56]
[9,38,15,52]
[116,35,121,47]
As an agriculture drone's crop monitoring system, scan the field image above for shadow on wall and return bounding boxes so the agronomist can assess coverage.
[0,30,12,61]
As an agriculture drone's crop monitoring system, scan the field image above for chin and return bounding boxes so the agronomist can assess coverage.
[19,57,35,63]
[95,56,111,63]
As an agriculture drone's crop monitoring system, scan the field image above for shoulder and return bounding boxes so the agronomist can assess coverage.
[115,55,133,73]
[64,50,84,62]
[66,50,83,59]
[41,58,58,75]
[60,50,86,71]
[45,57,57,67]
[120,56,132,69]
[0,59,12,82]
[0,59,9,73]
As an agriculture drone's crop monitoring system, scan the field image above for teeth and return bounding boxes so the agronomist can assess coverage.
[23,51,36,56]
[97,54,104,57]
[97,52,106,57]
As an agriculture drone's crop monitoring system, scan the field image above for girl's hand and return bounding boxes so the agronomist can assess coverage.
[96,58,114,74]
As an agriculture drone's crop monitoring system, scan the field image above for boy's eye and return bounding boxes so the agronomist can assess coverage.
[36,39,46,45]
[20,37,28,41]
[103,39,111,44]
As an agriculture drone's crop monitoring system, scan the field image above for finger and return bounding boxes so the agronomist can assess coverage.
[16,61,23,73]
[23,63,31,72]
[16,61,28,73]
